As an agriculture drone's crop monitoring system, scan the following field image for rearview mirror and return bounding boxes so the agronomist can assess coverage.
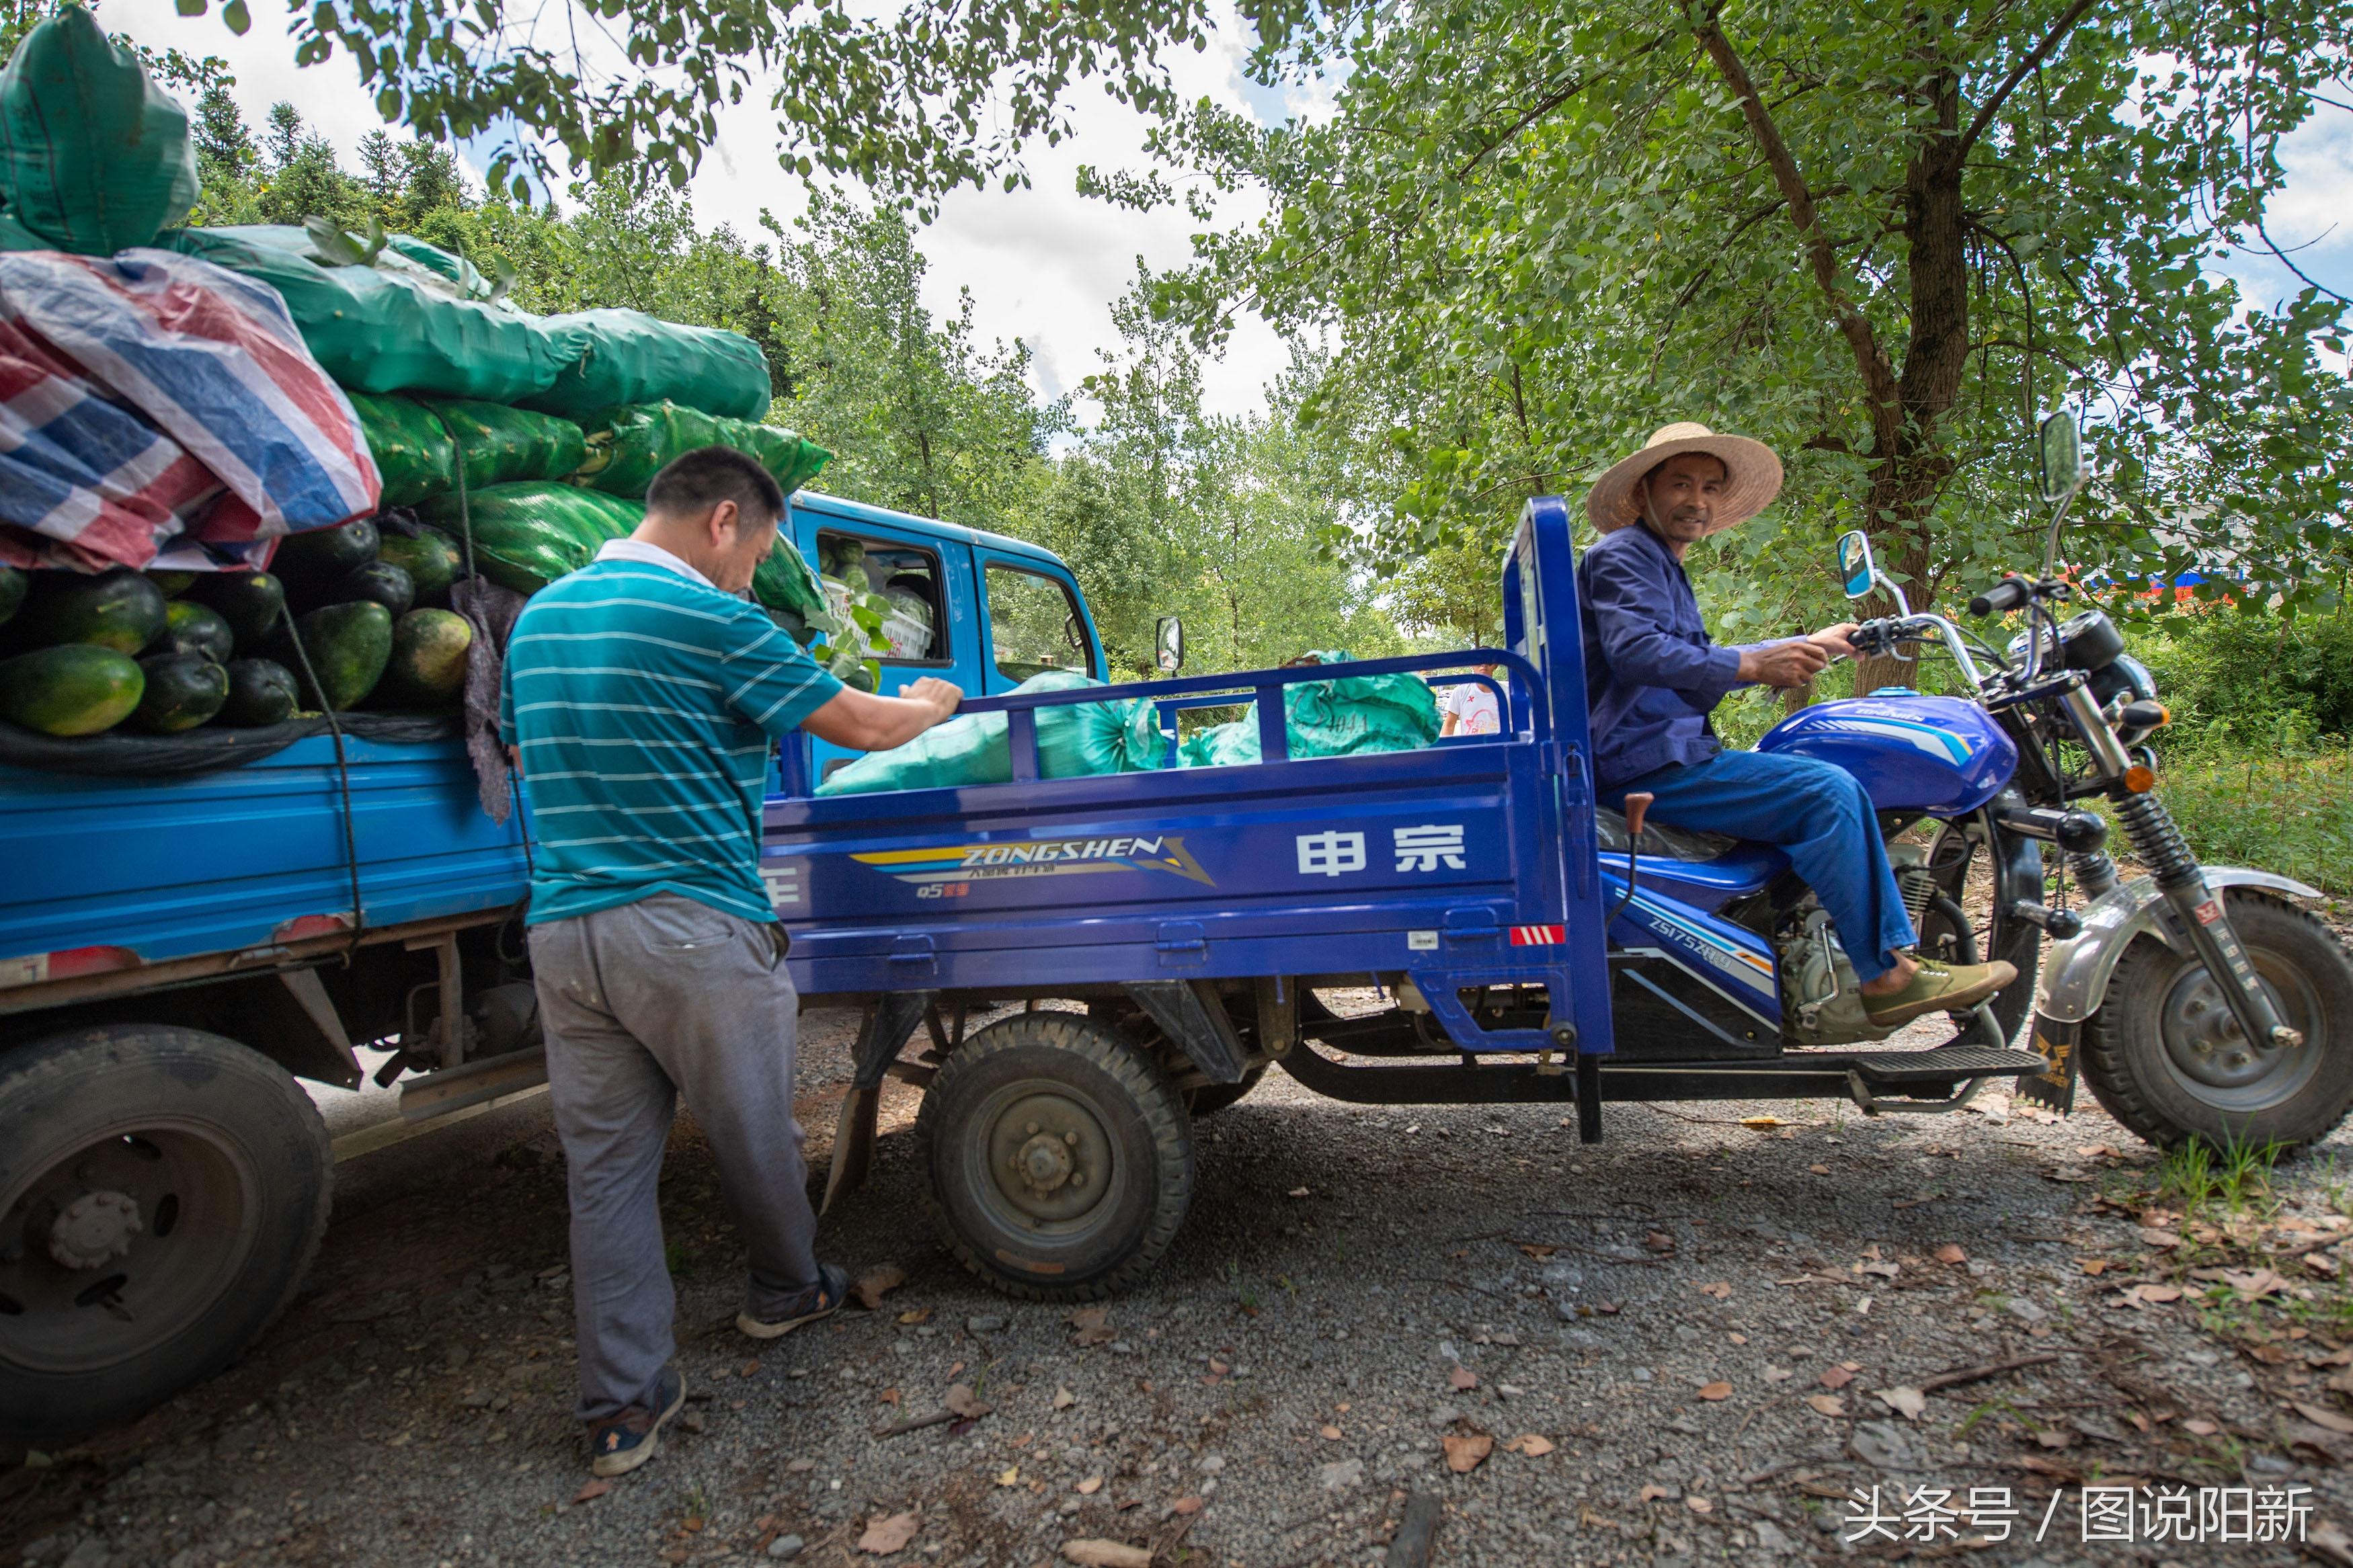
[1154,615,1185,674]
[2036,409,2085,506]
[1836,531,1876,600]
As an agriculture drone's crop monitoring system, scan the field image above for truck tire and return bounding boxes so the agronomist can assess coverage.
[0,1025,332,1448]
[2080,893,2353,1151]
[918,1012,1193,1301]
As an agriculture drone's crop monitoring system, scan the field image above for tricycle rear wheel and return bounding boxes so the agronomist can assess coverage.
[918,1011,1193,1301]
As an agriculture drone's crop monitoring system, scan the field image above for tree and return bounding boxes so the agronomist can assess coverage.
[1138,0,2353,683]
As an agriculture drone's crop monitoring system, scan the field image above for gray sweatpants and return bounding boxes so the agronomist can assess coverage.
[528,894,820,1421]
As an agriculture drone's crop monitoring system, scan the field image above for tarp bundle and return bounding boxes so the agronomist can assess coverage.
[0,7,196,256]
[0,248,380,573]
[348,391,587,506]
[1178,651,1439,768]
[576,401,830,499]
[816,671,1164,796]
[154,226,774,419]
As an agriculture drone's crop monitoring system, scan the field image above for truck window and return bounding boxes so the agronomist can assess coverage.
[987,563,1090,682]
[817,530,946,663]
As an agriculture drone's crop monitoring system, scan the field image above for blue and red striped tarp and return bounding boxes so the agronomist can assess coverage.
[0,247,380,573]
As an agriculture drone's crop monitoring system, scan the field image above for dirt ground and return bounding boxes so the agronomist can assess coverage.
[9,954,2353,1568]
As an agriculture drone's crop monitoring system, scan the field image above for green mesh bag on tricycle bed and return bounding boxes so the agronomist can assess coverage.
[574,401,831,500]
[1177,651,1439,767]
[349,394,588,506]
[815,671,1163,796]
[416,483,643,595]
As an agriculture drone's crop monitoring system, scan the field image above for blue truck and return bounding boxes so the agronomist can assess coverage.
[9,457,2345,1450]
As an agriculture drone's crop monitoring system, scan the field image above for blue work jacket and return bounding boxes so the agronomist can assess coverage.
[1575,523,1770,794]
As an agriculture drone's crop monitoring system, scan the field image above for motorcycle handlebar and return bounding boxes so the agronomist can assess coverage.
[1968,576,2032,618]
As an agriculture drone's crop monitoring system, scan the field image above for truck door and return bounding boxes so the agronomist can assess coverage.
[791,511,984,785]
[976,552,1104,693]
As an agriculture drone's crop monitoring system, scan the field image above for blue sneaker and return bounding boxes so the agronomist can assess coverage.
[589,1363,685,1478]
[735,1263,850,1339]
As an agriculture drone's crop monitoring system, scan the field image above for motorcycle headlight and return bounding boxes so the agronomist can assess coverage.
[2089,652,2157,708]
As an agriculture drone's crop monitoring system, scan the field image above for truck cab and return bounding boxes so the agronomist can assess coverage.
[786,493,1106,787]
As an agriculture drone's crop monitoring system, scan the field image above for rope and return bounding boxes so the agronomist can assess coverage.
[275,600,367,960]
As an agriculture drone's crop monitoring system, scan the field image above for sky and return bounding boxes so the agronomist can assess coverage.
[113,2,1312,425]
[114,5,2349,425]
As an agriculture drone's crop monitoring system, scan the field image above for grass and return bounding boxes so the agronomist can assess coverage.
[2140,742,2353,897]
[2153,1131,2285,1224]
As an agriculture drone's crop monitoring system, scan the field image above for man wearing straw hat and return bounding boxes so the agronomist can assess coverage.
[1578,423,2014,1026]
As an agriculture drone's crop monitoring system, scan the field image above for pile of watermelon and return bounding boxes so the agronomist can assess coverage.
[0,520,471,737]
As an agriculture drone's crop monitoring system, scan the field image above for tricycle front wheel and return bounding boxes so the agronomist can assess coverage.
[918,1011,1194,1301]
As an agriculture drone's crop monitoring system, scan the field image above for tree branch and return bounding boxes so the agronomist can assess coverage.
[1955,0,2100,163]
[1693,19,1899,440]
[1449,31,1674,183]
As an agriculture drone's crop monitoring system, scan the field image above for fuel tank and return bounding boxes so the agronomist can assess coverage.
[1755,693,2016,814]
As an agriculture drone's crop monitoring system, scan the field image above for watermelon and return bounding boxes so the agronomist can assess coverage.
[276,600,393,710]
[158,600,235,663]
[6,567,166,655]
[0,567,22,627]
[145,569,196,597]
[316,561,414,618]
[374,608,473,706]
[269,517,379,597]
[0,644,143,735]
[219,658,298,727]
[184,571,285,651]
[129,653,229,733]
[377,530,463,606]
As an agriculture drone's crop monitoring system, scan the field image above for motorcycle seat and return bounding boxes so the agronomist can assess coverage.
[1595,807,1790,911]
[1594,806,1741,862]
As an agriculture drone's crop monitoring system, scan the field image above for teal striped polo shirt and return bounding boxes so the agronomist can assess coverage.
[500,544,844,925]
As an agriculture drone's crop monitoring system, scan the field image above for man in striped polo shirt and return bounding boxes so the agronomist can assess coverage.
[502,446,959,1477]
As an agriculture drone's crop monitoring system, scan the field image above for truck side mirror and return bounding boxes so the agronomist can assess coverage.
[1154,616,1185,673]
[1836,530,1876,600]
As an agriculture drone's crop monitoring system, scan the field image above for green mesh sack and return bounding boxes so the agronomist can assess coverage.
[522,311,772,423]
[159,226,571,403]
[415,483,643,595]
[575,401,831,499]
[1285,649,1441,758]
[752,534,825,618]
[0,9,197,255]
[347,392,455,508]
[431,400,588,489]
[817,671,1150,796]
[1178,717,1263,769]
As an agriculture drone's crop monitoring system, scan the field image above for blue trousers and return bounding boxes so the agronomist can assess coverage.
[1607,749,1918,982]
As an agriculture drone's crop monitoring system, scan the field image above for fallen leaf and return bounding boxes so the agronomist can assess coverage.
[1763,1366,1792,1383]
[1739,1115,1788,1128]
[1639,1483,1675,1502]
[1077,1475,1103,1495]
[878,1387,901,1405]
[1287,1186,1310,1199]
[1505,1433,1556,1456]
[2309,1253,2342,1280]
[1449,1364,1479,1391]
[1874,1387,1927,1420]
[997,1467,1021,1487]
[1698,1381,1732,1401]
[1685,1495,1713,1514]
[858,1510,920,1555]
[2295,1401,2353,1436]
[1443,1434,1494,1473]
[1819,1366,1856,1390]
[1052,1387,1076,1410]
[1806,1395,1847,1417]
[1519,1243,1558,1260]
[2137,1227,2184,1249]
[1808,1163,1831,1175]
[1860,1260,1901,1279]
[2080,1259,2110,1276]
[945,1384,991,1419]
[1010,1433,1033,1448]
[1319,1424,1343,1440]
[1060,1542,1150,1568]
[1933,1244,1967,1265]
[1172,1495,1203,1515]
[852,1264,908,1311]
[1645,1231,1675,1253]
[2223,1267,2288,1299]
[1069,1308,1115,1347]
[2034,1428,2079,1450]
[1699,1281,1732,1299]
[2126,1282,2184,1305]
[2182,1417,2219,1436]
[573,1479,612,1503]
[896,1307,932,1325]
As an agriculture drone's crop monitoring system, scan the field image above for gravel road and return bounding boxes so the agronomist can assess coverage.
[9,978,2353,1568]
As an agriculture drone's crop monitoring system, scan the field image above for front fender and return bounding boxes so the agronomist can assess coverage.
[2036,868,2325,1024]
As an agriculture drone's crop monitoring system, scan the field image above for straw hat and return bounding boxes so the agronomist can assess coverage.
[1585,422,1784,535]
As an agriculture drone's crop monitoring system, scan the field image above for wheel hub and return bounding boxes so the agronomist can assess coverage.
[2165,974,2280,1089]
[48,1190,142,1270]
[985,1095,1111,1225]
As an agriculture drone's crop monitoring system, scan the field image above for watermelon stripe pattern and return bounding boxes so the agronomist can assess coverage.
[0,247,380,573]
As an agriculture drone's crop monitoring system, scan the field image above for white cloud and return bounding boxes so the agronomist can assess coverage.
[112,1,1305,421]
